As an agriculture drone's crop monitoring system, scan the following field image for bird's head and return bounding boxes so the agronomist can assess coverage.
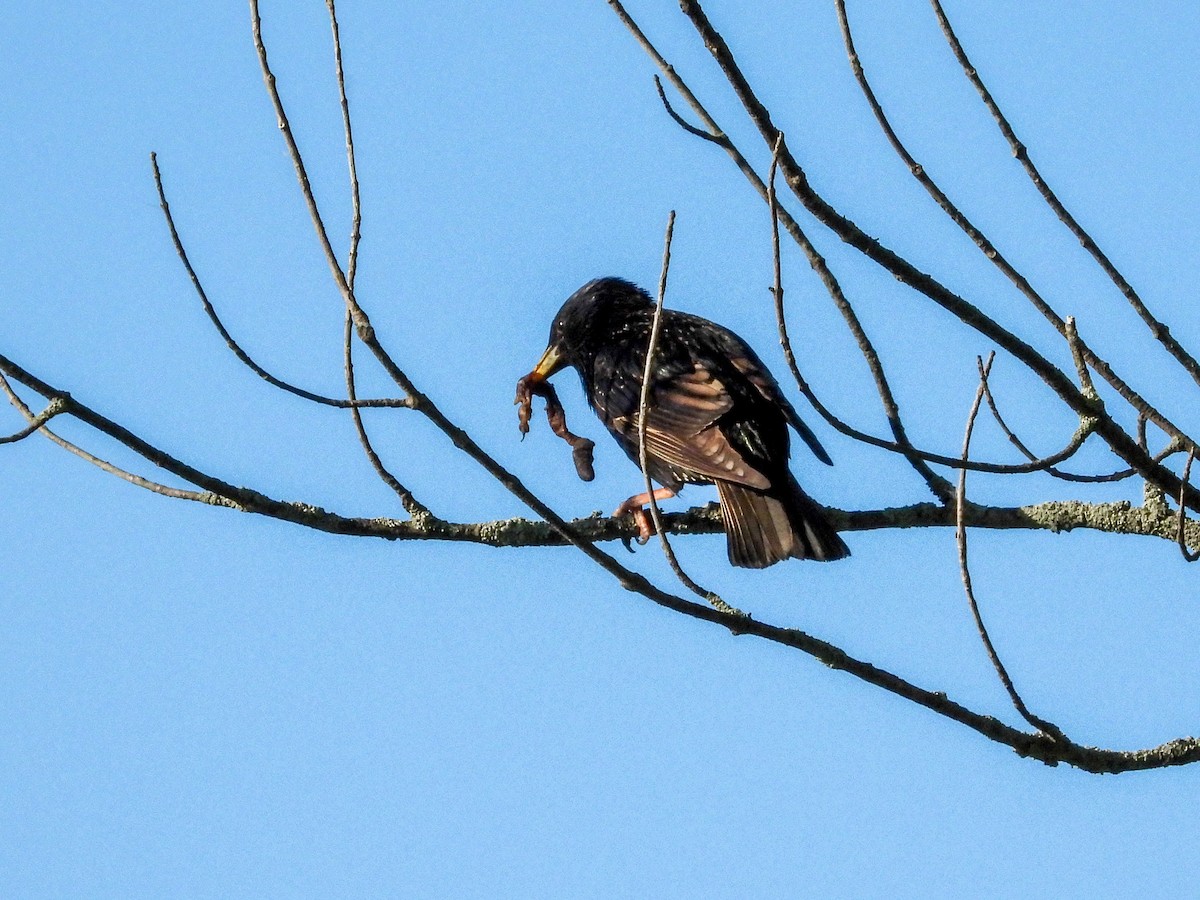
[527,277,652,384]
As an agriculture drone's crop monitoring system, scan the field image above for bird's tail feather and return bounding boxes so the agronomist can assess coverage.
[717,476,849,568]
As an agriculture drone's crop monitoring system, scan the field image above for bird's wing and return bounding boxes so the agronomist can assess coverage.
[725,344,834,467]
[612,363,771,490]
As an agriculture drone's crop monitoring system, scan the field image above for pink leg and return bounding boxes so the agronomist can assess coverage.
[614,487,677,544]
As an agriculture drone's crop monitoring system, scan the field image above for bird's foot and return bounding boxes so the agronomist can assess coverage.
[614,488,677,547]
[617,509,654,554]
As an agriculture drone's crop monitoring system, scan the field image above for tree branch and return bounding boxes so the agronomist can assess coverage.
[958,355,1068,740]
[670,0,1199,510]
[611,0,954,501]
[152,152,409,410]
[637,211,739,614]
[929,0,1200,390]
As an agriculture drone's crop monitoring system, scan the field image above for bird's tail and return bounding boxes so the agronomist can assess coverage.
[716,475,850,568]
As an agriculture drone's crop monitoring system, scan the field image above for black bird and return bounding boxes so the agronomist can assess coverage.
[523,277,849,568]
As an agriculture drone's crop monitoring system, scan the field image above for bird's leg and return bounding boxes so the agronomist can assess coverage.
[615,487,677,544]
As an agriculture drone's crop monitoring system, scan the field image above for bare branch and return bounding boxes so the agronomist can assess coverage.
[637,212,741,615]
[0,357,1187,549]
[1178,449,1200,563]
[1064,317,1098,402]
[152,152,408,410]
[249,1,369,334]
[668,0,1199,510]
[976,366,1120,484]
[0,396,66,444]
[1,370,213,503]
[343,312,431,517]
[958,355,1067,740]
[929,0,1200,390]
[12,342,1198,770]
[9,2,1196,774]
[767,133,1080,478]
[325,0,362,288]
[653,75,729,147]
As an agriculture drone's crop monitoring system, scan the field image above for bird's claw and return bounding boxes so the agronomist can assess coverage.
[614,504,656,548]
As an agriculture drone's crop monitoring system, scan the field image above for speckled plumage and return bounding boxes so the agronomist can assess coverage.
[532,277,849,568]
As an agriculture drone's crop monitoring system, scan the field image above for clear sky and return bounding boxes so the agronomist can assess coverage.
[3,2,1199,897]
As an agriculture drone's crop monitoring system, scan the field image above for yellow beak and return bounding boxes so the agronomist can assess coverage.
[530,343,564,381]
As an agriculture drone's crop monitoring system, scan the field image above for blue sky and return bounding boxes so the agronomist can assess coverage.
[2,2,1199,896]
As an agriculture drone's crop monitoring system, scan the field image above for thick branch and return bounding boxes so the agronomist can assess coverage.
[4,349,1195,553]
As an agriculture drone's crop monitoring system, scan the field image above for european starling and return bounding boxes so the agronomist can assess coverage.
[522,277,849,568]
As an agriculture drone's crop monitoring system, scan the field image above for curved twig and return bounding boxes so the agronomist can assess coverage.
[343,313,430,517]
[1178,449,1200,563]
[958,355,1068,740]
[0,397,66,444]
[151,153,408,411]
[980,371,1180,484]
[653,75,729,147]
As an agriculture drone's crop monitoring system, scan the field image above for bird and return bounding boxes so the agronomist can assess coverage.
[521,276,849,568]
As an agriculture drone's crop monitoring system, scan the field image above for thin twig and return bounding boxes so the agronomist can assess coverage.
[929,0,1200,391]
[638,212,741,615]
[0,397,66,444]
[1064,317,1098,402]
[151,153,408,410]
[977,370,1113,483]
[343,312,430,517]
[323,2,427,518]
[653,75,729,146]
[0,371,212,503]
[958,354,1067,741]
[325,0,362,288]
[767,133,788,362]
[977,356,1180,484]
[249,0,375,343]
[1178,448,1200,562]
